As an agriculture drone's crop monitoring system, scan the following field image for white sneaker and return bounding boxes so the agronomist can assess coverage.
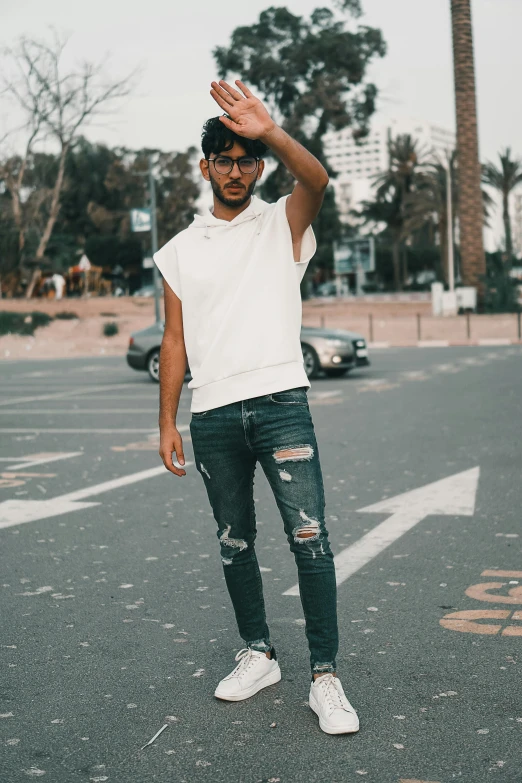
[214,648,281,702]
[309,673,360,734]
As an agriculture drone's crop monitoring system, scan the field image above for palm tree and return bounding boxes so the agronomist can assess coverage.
[407,153,493,285]
[405,154,458,286]
[359,134,425,289]
[450,0,486,296]
[482,148,522,262]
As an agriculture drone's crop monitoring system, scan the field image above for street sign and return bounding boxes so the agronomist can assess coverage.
[333,237,375,274]
[130,208,152,233]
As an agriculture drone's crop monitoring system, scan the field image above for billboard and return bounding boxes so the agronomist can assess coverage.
[333,237,375,275]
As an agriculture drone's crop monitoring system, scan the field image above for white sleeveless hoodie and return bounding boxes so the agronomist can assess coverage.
[153,194,315,412]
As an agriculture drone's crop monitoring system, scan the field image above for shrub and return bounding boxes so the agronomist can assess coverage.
[103,321,119,337]
[0,311,53,336]
[55,311,79,320]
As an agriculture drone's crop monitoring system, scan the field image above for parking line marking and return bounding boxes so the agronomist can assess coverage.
[0,425,189,435]
[0,410,158,415]
[0,428,164,434]
[5,452,83,471]
[0,383,144,408]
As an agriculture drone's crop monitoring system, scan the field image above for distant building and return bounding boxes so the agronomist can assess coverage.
[511,192,522,258]
[323,116,456,223]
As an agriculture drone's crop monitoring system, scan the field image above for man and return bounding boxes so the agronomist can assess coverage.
[154,79,359,735]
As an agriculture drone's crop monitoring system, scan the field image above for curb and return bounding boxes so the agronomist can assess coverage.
[368,340,522,349]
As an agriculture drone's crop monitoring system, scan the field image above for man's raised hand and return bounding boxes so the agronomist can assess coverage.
[210,80,276,141]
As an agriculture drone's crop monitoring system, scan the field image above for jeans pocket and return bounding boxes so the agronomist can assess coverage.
[269,387,308,405]
[191,410,209,418]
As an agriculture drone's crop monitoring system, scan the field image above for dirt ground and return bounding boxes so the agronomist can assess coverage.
[1,295,520,360]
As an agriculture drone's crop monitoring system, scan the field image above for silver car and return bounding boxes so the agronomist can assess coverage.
[127,323,370,383]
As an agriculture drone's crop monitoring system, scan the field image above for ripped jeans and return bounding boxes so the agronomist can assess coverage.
[189,386,338,675]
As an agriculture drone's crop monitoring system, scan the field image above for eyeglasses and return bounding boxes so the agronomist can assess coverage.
[206,156,259,175]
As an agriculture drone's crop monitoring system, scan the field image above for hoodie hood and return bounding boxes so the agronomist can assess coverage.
[191,195,266,239]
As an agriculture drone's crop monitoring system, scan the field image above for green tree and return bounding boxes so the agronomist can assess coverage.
[408,152,493,286]
[213,2,385,283]
[358,134,426,289]
[482,148,522,263]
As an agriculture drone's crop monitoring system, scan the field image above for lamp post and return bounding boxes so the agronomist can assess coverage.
[130,156,162,324]
[446,154,455,293]
[148,156,161,324]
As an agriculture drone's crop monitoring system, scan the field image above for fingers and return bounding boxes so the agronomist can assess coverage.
[210,88,233,114]
[159,433,186,477]
[210,81,235,106]
[172,431,186,470]
[218,115,239,131]
[218,79,243,101]
[235,80,253,98]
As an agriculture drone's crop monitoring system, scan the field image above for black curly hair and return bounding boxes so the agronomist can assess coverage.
[201,116,268,159]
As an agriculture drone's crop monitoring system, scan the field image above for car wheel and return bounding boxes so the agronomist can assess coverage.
[325,368,350,378]
[147,349,160,382]
[301,343,320,379]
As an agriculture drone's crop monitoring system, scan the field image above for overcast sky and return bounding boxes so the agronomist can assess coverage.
[1,0,520,163]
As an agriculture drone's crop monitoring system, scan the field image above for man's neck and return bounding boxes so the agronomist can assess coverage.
[211,196,252,222]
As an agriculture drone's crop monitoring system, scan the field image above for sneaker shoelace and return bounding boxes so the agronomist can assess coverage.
[225,648,261,681]
[317,673,349,714]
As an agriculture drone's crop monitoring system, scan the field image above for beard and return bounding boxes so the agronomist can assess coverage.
[209,174,257,208]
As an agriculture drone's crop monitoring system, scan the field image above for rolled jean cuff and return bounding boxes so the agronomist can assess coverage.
[247,638,272,653]
[312,661,336,675]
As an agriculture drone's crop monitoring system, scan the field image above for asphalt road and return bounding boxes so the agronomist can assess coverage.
[0,346,521,783]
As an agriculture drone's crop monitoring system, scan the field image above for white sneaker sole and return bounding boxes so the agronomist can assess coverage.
[214,665,281,702]
[309,692,360,735]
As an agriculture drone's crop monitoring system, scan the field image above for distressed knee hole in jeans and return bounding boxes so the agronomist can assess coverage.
[200,462,211,479]
[293,513,326,558]
[219,525,248,565]
[273,445,314,464]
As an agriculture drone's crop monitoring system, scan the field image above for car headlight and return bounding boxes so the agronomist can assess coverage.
[325,338,349,348]
[355,340,366,347]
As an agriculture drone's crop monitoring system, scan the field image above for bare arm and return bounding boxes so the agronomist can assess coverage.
[262,124,328,258]
[158,280,187,477]
[210,79,329,258]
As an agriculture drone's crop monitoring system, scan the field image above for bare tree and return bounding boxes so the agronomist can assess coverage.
[0,31,134,282]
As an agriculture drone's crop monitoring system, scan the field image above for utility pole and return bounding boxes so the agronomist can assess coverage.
[149,156,161,324]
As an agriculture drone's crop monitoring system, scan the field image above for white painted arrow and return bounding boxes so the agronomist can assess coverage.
[283,467,480,595]
[0,462,192,530]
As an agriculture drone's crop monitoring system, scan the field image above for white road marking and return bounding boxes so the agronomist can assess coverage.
[0,424,189,434]
[0,410,159,415]
[309,390,342,400]
[283,467,480,595]
[4,452,83,471]
[11,394,161,401]
[0,461,193,530]
[0,428,159,434]
[0,383,143,408]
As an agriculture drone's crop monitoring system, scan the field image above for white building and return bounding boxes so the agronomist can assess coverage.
[323,116,456,223]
